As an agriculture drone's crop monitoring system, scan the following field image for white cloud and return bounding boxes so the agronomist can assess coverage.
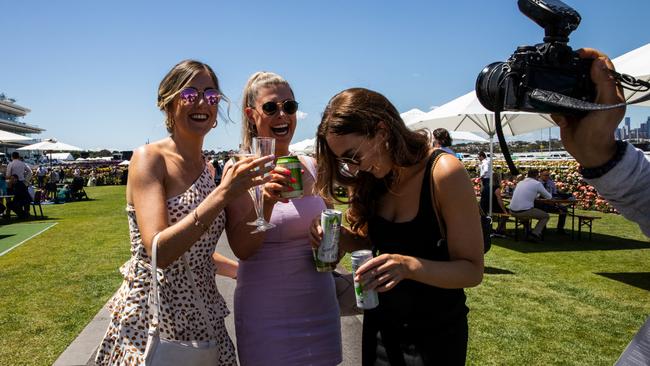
[296,110,308,120]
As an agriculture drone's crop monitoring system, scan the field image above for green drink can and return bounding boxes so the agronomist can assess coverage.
[312,248,337,272]
[351,249,379,309]
[276,155,303,199]
[318,209,342,263]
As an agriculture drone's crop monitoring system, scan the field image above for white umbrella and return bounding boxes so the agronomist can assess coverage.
[0,130,32,142]
[289,137,316,155]
[18,138,84,167]
[400,108,428,125]
[17,138,83,152]
[408,90,557,215]
[450,131,488,143]
[400,109,488,143]
[612,42,650,106]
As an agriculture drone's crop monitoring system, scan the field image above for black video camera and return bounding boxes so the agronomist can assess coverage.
[476,0,595,115]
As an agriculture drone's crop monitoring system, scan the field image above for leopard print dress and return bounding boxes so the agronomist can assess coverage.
[95,166,237,365]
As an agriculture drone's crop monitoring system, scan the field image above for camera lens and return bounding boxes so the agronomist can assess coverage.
[476,62,508,112]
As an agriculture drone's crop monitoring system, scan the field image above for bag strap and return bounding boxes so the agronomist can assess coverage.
[149,233,216,338]
[429,150,447,241]
[149,233,161,332]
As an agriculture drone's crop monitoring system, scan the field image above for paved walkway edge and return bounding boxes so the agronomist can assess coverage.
[53,304,110,366]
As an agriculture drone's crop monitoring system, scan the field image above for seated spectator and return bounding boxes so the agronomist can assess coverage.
[481,172,508,236]
[509,169,551,241]
[0,172,6,196]
[7,174,30,219]
[535,169,569,235]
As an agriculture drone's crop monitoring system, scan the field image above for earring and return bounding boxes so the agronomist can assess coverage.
[385,141,389,150]
[213,120,217,128]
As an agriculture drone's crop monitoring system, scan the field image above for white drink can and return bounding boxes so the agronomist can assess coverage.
[318,209,341,264]
[351,249,379,310]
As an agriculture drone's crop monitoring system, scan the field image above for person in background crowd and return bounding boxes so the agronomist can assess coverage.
[95,59,273,365]
[312,87,483,365]
[6,152,32,218]
[550,47,650,365]
[481,172,508,236]
[477,151,492,216]
[7,174,30,219]
[212,158,224,186]
[535,169,568,235]
[36,165,47,188]
[508,169,551,241]
[432,128,455,155]
[7,151,32,187]
[225,71,342,366]
[46,168,59,201]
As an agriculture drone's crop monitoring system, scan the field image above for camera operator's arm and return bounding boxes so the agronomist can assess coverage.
[552,48,650,237]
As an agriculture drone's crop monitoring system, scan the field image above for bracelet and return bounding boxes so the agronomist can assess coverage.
[193,208,210,231]
[579,140,627,179]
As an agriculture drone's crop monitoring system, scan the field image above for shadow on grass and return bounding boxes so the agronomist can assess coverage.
[493,231,650,253]
[0,234,15,240]
[485,266,515,275]
[596,272,650,291]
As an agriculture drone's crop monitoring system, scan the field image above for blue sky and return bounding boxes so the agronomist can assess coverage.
[1,0,649,152]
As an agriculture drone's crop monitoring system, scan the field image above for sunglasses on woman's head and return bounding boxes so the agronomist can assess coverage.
[260,100,299,116]
[179,87,221,106]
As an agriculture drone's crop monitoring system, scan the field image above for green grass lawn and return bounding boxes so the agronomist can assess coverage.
[0,187,647,365]
[0,186,130,365]
[335,204,650,365]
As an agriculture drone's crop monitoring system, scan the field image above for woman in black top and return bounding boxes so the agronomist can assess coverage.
[481,172,509,235]
[310,88,484,365]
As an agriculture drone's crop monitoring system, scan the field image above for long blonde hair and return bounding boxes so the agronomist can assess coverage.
[157,60,220,133]
[240,71,294,151]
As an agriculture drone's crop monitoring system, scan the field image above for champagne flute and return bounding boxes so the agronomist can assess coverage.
[248,137,276,233]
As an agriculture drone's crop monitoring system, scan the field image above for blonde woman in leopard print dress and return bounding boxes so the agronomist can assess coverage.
[95,60,274,365]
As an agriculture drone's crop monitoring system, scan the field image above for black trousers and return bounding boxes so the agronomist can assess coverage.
[362,312,468,366]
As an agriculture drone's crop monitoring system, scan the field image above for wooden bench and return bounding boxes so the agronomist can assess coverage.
[574,214,600,240]
[492,213,531,241]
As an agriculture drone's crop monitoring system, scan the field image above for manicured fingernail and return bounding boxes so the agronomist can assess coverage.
[288,187,294,191]
[290,177,297,183]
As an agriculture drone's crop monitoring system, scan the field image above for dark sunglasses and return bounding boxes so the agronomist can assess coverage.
[179,87,221,106]
[260,100,299,116]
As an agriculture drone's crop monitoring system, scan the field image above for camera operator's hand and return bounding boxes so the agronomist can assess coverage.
[551,48,626,168]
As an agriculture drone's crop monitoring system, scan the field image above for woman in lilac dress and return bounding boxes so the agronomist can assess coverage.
[225,71,342,366]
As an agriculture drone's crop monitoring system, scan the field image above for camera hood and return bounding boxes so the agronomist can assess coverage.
[518,0,581,42]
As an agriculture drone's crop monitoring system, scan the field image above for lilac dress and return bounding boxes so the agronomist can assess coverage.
[234,157,342,366]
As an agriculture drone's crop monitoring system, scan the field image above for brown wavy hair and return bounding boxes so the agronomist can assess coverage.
[315,88,430,236]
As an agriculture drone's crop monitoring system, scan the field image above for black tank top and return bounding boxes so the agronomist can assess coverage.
[367,151,468,327]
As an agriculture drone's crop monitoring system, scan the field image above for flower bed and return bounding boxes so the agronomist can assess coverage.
[465,160,616,213]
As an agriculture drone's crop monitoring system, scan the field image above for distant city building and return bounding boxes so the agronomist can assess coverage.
[0,93,45,154]
[615,128,623,140]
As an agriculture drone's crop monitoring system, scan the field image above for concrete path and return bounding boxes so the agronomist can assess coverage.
[53,233,362,365]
